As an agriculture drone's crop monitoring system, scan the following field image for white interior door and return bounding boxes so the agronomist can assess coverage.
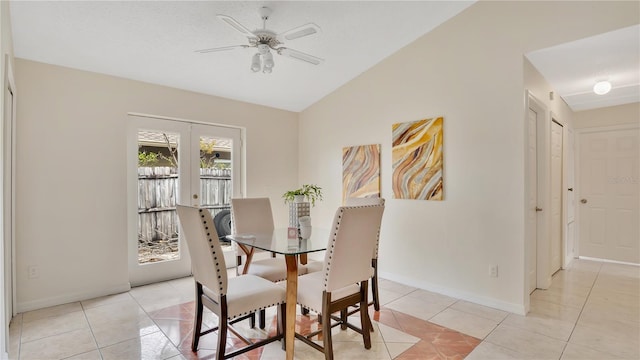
[550,121,563,273]
[127,115,243,286]
[578,127,639,264]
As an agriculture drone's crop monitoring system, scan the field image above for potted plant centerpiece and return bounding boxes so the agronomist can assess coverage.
[283,184,323,229]
[282,184,323,206]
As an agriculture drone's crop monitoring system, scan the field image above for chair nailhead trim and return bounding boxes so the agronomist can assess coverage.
[322,204,383,288]
[199,209,225,293]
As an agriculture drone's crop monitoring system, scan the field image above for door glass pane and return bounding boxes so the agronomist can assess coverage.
[198,135,233,246]
[137,130,180,264]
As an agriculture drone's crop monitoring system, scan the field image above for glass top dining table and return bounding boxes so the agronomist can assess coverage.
[226,228,327,360]
[226,228,328,255]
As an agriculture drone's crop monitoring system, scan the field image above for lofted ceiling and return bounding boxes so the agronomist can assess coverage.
[526,25,640,112]
[9,1,475,112]
[9,2,638,113]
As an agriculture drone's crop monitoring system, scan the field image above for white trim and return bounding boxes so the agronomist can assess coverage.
[16,283,131,314]
[379,271,526,315]
[578,256,640,267]
[576,124,639,134]
[127,112,244,131]
[2,54,16,358]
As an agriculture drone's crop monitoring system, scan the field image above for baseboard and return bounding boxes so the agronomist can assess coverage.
[378,271,526,315]
[16,282,131,313]
[578,256,640,267]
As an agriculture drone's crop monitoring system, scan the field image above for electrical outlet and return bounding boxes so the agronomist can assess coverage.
[490,265,498,278]
[28,265,39,279]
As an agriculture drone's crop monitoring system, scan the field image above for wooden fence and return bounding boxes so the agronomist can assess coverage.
[137,166,232,263]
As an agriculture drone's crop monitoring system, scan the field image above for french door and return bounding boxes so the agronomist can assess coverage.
[127,115,242,286]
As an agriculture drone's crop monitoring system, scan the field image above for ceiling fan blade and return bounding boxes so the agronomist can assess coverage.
[277,23,321,42]
[277,48,324,65]
[216,14,259,40]
[195,45,249,54]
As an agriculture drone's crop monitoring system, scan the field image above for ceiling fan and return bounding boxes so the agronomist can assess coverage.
[196,6,324,74]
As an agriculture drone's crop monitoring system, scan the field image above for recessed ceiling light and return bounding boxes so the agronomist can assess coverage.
[593,81,612,95]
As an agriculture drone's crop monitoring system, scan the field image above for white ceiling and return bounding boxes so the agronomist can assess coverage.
[526,25,640,112]
[10,2,638,113]
[9,1,475,112]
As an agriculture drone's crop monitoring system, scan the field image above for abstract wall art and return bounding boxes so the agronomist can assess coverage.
[392,117,443,200]
[342,144,381,204]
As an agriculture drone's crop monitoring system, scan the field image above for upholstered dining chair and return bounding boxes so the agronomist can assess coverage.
[306,197,385,311]
[294,204,385,360]
[176,205,286,359]
[230,197,307,328]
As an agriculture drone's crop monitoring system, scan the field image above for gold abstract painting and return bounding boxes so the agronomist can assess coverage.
[342,144,381,204]
[392,117,443,200]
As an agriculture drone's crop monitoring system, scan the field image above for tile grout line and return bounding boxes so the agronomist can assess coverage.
[557,261,603,359]
[76,301,103,360]
[127,287,183,354]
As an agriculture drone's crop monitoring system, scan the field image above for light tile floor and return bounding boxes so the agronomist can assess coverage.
[8,259,639,359]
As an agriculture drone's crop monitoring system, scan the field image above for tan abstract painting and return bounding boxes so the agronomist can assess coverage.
[342,144,381,204]
[392,117,443,200]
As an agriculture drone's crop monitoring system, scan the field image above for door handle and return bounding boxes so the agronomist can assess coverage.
[535,207,543,212]
[193,194,198,199]
[568,188,573,191]
[580,199,587,204]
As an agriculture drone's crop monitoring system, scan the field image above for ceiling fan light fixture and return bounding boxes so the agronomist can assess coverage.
[200,7,324,74]
[250,53,261,72]
[593,80,612,95]
[263,51,274,69]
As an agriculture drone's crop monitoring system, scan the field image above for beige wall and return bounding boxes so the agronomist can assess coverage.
[299,1,638,313]
[14,59,299,311]
[574,102,640,129]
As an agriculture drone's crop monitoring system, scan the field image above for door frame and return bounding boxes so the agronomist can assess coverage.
[550,115,564,274]
[565,127,576,267]
[575,123,639,262]
[2,55,17,353]
[126,113,245,286]
[2,55,17,356]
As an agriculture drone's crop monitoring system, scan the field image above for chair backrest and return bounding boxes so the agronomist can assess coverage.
[176,205,227,298]
[230,197,275,234]
[345,197,385,259]
[323,204,385,292]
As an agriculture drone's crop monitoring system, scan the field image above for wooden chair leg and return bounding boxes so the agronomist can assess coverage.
[360,281,371,349]
[236,255,242,276]
[322,292,334,360]
[259,309,266,329]
[278,303,286,351]
[249,312,256,328]
[192,283,204,352]
[372,259,381,311]
[216,296,229,360]
[340,309,347,330]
